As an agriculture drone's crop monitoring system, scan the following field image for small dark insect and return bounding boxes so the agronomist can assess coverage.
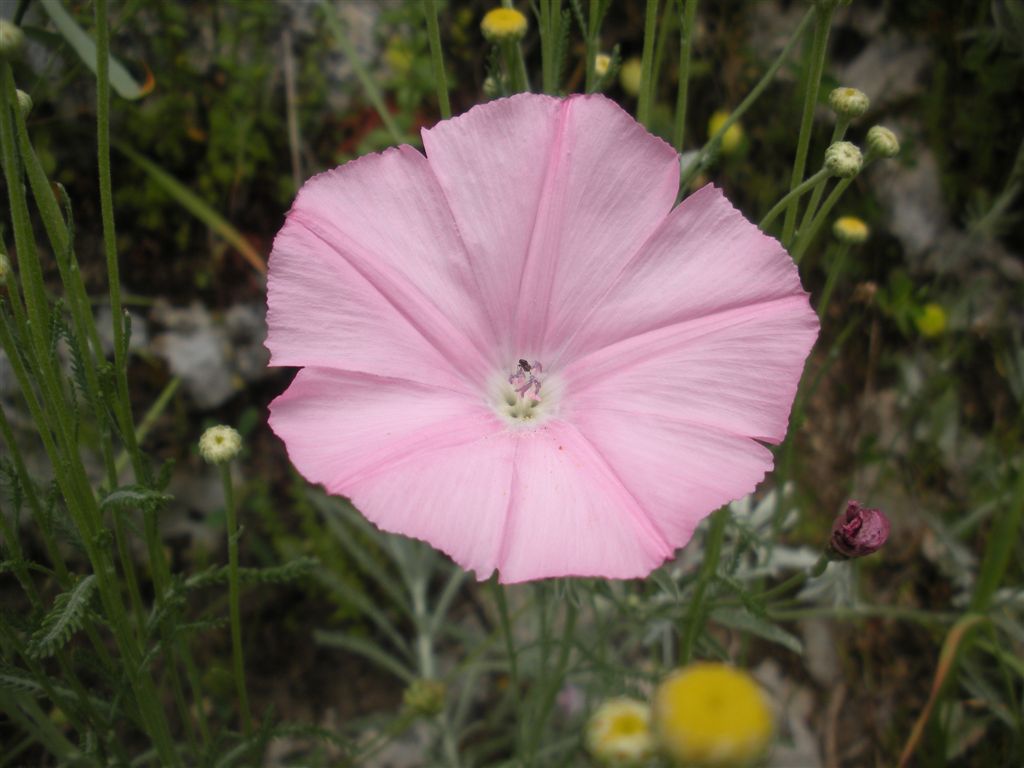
[518,359,532,372]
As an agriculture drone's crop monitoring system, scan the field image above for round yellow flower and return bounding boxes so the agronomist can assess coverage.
[594,53,612,78]
[833,215,869,245]
[619,57,642,97]
[653,663,773,767]
[708,110,744,155]
[585,697,655,766]
[481,7,528,42]
[916,302,947,338]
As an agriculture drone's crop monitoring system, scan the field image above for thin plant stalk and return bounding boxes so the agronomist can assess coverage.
[637,0,660,127]
[760,167,830,230]
[424,0,451,119]
[798,117,851,237]
[679,6,815,192]
[791,176,854,262]
[680,507,729,663]
[672,0,699,151]
[816,241,851,320]
[781,4,834,246]
[221,463,253,737]
[319,0,405,145]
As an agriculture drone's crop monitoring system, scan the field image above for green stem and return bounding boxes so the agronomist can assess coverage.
[320,0,405,145]
[583,0,600,93]
[502,38,531,93]
[816,241,851,320]
[679,6,815,193]
[781,4,834,246]
[791,175,854,263]
[491,579,524,754]
[672,0,699,151]
[636,0,660,127]
[423,0,450,119]
[798,117,851,235]
[970,461,1024,612]
[758,554,828,602]
[680,507,729,663]
[759,167,830,231]
[221,463,252,737]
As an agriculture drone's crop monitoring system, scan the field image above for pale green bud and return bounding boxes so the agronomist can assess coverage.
[828,87,869,119]
[199,425,242,464]
[866,125,900,158]
[0,20,25,59]
[824,141,863,178]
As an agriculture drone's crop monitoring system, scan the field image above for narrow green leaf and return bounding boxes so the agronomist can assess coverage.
[113,142,266,274]
[314,630,415,683]
[710,607,804,655]
[38,0,150,100]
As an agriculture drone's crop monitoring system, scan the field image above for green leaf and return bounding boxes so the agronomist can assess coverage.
[314,630,415,683]
[99,485,172,512]
[28,575,97,658]
[710,607,804,655]
[113,143,266,275]
[38,0,151,100]
[184,556,319,590]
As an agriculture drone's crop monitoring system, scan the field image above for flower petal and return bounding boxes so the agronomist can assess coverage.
[564,296,818,444]
[268,367,498,492]
[267,220,470,392]
[269,145,498,387]
[497,421,673,583]
[422,94,679,358]
[572,410,775,547]
[557,184,816,364]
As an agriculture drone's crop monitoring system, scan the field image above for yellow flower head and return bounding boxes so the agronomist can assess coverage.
[916,302,947,338]
[833,216,869,245]
[594,53,612,78]
[653,663,773,767]
[481,7,528,42]
[619,57,642,97]
[708,110,744,155]
[199,425,242,464]
[585,697,655,766]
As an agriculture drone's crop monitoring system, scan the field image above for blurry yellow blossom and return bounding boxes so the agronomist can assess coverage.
[833,216,869,245]
[653,662,773,767]
[594,53,612,78]
[585,697,655,766]
[619,57,642,96]
[708,110,744,155]
[916,303,947,338]
[481,7,528,42]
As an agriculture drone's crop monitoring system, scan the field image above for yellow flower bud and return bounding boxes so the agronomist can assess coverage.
[481,7,528,42]
[653,663,773,767]
[833,215,869,245]
[594,53,612,78]
[708,110,744,155]
[916,303,947,338]
[0,20,25,59]
[619,57,642,97]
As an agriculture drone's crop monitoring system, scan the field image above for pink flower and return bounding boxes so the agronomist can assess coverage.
[829,500,891,559]
[267,94,818,583]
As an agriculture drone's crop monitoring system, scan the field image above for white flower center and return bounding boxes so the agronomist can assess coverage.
[491,359,560,426]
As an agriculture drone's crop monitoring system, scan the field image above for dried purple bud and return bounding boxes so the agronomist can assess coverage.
[829,500,890,559]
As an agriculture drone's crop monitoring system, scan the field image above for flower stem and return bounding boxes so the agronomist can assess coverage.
[679,6,815,193]
[816,241,851,320]
[798,117,851,234]
[424,0,450,119]
[791,175,854,263]
[221,463,253,737]
[672,0,699,151]
[759,167,829,231]
[637,0,660,127]
[758,554,829,602]
[680,507,729,664]
[320,0,405,145]
[781,4,834,246]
